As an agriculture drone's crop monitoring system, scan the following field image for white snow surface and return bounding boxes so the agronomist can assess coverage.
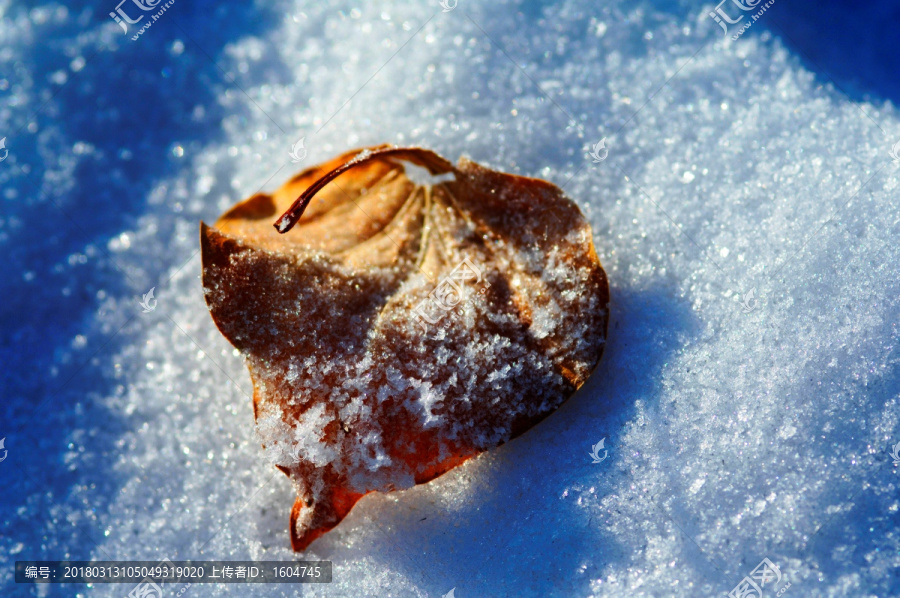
[2,0,900,596]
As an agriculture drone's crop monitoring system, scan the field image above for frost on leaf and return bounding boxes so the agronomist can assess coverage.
[200,145,610,551]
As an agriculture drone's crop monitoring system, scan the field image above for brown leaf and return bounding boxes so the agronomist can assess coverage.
[200,145,609,551]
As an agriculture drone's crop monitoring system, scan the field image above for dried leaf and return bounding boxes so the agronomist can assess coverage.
[200,145,609,550]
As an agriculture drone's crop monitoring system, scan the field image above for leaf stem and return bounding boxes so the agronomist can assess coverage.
[273,145,454,234]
